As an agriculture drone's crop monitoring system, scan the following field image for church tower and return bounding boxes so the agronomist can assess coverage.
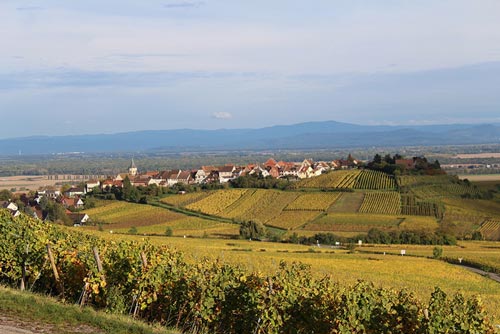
[128,158,138,176]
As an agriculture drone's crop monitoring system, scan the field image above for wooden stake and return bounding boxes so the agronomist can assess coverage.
[93,247,104,274]
[46,244,60,282]
[46,244,65,298]
[20,264,26,291]
[140,252,148,268]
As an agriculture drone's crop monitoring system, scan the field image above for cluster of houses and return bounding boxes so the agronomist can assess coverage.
[1,186,89,225]
[86,156,360,192]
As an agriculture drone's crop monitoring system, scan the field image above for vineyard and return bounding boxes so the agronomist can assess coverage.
[296,170,361,189]
[284,192,341,211]
[218,189,262,218]
[328,192,365,212]
[359,192,401,215]
[243,191,299,223]
[1,210,497,333]
[161,192,212,207]
[265,211,322,230]
[480,219,500,241]
[297,169,396,190]
[185,189,248,215]
[114,217,240,238]
[400,194,443,219]
[303,213,403,232]
[411,184,482,199]
[353,170,396,190]
[84,201,184,228]
[398,175,455,187]
[397,216,439,231]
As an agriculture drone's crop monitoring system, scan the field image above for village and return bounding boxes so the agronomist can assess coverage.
[1,154,432,228]
[0,155,363,224]
[101,155,361,189]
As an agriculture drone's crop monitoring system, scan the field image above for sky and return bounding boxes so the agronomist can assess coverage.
[1,0,500,138]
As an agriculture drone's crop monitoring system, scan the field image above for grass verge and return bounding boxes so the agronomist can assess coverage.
[0,285,178,334]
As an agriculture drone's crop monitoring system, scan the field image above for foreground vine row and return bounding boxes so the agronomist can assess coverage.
[0,209,495,334]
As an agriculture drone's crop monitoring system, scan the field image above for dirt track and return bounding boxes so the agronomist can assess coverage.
[0,314,101,334]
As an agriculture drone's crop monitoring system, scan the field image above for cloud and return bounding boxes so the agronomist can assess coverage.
[111,53,188,59]
[164,1,204,9]
[212,112,232,120]
[16,6,44,11]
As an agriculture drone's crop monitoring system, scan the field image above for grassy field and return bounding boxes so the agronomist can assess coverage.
[0,175,63,191]
[0,285,176,334]
[459,174,500,182]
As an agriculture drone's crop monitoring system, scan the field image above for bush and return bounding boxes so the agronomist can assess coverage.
[239,220,266,240]
[433,246,443,259]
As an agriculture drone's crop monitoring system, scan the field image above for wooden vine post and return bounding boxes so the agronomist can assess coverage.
[80,247,106,308]
[93,247,106,281]
[46,243,65,298]
[131,251,149,318]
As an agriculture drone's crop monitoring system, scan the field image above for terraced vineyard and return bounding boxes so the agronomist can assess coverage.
[186,189,248,215]
[285,192,341,211]
[359,192,401,215]
[479,219,500,240]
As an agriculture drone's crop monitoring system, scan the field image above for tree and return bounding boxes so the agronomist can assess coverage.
[45,201,72,225]
[433,246,443,259]
[84,197,97,209]
[122,176,133,200]
[239,220,266,240]
[0,189,12,201]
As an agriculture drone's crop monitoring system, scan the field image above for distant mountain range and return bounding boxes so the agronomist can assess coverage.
[1,121,499,155]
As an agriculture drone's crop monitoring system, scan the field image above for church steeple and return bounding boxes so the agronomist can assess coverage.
[128,158,138,176]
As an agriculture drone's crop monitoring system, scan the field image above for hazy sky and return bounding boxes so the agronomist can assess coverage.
[1,0,500,138]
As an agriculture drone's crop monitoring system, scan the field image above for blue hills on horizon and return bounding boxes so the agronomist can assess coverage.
[0,121,499,155]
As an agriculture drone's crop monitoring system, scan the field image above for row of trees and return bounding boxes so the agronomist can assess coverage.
[286,228,458,246]
[367,154,443,175]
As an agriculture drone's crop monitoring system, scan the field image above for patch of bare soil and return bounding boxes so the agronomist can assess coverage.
[0,314,103,334]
